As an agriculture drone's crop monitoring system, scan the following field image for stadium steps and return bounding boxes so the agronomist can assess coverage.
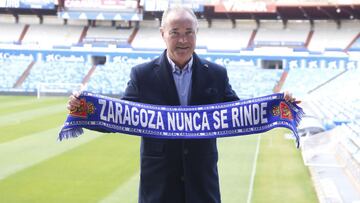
[13,61,35,88]
[308,69,348,94]
[337,143,360,196]
[273,70,288,93]
[82,65,97,86]
[247,29,257,48]
[78,25,89,44]
[344,32,360,52]
[127,24,139,45]
[18,24,29,43]
[304,127,360,203]
[319,178,343,203]
[304,30,314,48]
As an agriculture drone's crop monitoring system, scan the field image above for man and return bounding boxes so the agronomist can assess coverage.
[122,6,238,203]
[68,6,298,203]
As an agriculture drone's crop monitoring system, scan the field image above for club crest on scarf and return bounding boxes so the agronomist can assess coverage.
[69,98,95,118]
[272,101,293,120]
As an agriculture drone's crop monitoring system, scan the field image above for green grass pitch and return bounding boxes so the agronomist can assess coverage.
[0,95,318,203]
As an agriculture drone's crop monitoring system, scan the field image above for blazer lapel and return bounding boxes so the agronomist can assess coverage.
[153,51,180,105]
[189,53,209,105]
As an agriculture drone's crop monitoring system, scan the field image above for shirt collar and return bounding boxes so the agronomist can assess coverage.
[167,54,193,73]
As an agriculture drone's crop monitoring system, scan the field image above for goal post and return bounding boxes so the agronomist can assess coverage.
[36,83,84,99]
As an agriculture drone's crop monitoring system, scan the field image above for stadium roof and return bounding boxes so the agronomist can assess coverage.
[1,3,359,21]
[143,4,360,21]
[201,4,360,21]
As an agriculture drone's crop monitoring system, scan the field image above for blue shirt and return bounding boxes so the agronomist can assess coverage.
[167,55,193,106]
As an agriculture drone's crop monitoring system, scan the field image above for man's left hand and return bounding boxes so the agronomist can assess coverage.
[284,91,301,104]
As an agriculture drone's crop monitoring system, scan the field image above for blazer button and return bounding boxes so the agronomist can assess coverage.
[183,149,189,155]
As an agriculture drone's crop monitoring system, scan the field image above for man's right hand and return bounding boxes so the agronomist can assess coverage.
[67,91,81,111]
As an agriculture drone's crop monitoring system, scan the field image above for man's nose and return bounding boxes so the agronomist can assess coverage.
[178,34,187,43]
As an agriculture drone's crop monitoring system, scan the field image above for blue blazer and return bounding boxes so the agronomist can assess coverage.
[123,51,239,203]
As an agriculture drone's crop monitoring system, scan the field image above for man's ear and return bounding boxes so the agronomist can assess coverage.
[160,27,165,38]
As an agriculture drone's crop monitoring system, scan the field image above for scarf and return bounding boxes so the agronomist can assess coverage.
[59,92,304,147]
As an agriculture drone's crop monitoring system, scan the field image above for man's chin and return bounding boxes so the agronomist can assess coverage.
[175,54,191,62]
[175,50,192,57]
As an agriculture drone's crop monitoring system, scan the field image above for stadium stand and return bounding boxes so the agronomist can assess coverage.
[84,20,134,47]
[86,61,133,95]
[22,24,83,47]
[0,23,24,44]
[281,67,345,98]
[86,26,132,45]
[0,59,32,90]
[0,14,25,44]
[305,68,360,116]
[308,20,360,51]
[350,36,360,51]
[42,15,63,24]
[131,20,165,50]
[336,121,360,187]
[298,64,360,201]
[197,19,254,51]
[18,14,40,24]
[21,61,92,91]
[64,19,88,26]
[227,65,283,98]
[254,20,309,48]
[0,14,15,23]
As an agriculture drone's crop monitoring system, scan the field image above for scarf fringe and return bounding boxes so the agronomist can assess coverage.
[294,132,300,148]
[293,104,304,148]
[58,127,84,141]
[295,106,305,127]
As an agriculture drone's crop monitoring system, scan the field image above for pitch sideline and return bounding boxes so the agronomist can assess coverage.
[246,134,261,203]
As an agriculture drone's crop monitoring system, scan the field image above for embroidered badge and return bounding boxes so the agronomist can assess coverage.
[280,101,293,120]
[272,102,293,120]
[70,98,95,118]
[272,105,280,116]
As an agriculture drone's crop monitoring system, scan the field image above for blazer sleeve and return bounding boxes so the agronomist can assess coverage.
[223,68,240,102]
[122,67,140,102]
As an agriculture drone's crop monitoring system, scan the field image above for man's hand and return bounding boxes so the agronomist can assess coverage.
[284,91,301,104]
[67,91,81,111]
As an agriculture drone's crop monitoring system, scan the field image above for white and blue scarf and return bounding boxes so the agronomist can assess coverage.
[59,92,304,147]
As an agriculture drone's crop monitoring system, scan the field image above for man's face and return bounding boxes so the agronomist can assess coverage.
[160,11,197,68]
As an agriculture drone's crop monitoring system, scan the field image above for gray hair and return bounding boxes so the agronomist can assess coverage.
[161,6,198,28]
